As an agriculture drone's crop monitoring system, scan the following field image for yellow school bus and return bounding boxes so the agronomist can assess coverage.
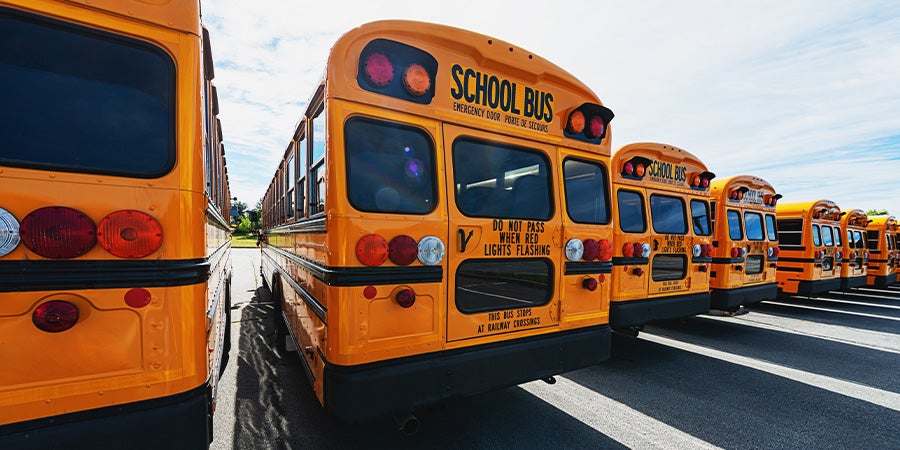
[708,175,780,310]
[775,200,842,296]
[839,209,869,290]
[260,20,615,426]
[608,143,714,331]
[0,1,232,447]
[865,215,897,288]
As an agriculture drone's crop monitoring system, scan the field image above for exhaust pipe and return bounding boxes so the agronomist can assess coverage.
[393,413,420,436]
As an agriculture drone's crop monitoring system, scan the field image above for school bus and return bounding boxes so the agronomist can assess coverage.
[708,175,780,310]
[865,215,897,288]
[839,209,869,290]
[608,143,715,330]
[0,1,232,448]
[775,200,842,296]
[260,20,615,427]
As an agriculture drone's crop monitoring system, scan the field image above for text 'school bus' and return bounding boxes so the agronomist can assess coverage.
[865,215,898,288]
[839,209,870,290]
[259,20,616,426]
[0,1,232,448]
[775,200,843,296]
[708,175,780,310]
[608,143,714,331]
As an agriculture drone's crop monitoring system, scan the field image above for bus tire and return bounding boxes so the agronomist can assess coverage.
[272,276,293,355]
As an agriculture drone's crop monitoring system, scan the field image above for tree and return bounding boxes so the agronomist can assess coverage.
[234,200,248,216]
[866,209,889,216]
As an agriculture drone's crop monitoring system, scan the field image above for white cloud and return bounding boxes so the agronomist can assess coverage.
[204,0,900,215]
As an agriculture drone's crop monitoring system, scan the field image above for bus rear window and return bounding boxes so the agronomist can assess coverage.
[650,195,687,234]
[563,159,609,224]
[617,190,646,233]
[455,259,552,313]
[690,199,711,236]
[727,210,743,240]
[345,117,436,214]
[0,9,175,178]
[453,139,552,220]
[765,214,777,241]
[744,212,764,241]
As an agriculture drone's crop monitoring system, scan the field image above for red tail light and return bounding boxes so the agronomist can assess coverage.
[363,52,393,87]
[632,267,644,276]
[395,288,416,308]
[356,234,388,266]
[20,207,96,259]
[773,247,780,257]
[634,242,645,258]
[582,277,598,291]
[566,110,586,134]
[731,247,740,258]
[582,239,599,261]
[402,64,431,96]
[850,252,857,259]
[597,239,613,261]
[97,210,163,259]
[33,300,79,333]
[388,235,418,265]
[701,244,712,257]
[622,242,635,257]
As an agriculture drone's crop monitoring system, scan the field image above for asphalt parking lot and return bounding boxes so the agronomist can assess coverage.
[213,248,900,449]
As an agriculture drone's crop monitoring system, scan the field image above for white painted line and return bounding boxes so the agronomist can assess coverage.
[641,332,900,413]
[521,377,722,450]
[791,294,900,310]
[764,301,900,321]
[700,313,900,354]
[846,288,900,301]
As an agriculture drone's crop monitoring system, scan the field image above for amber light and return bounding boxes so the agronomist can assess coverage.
[33,300,79,333]
[20,206,96,259]
[402,64,431,96]
[635,163,646,177]
[356,234,388,266]
[97,210,163,259]
[566,110,585,134]
[364,52,393,87]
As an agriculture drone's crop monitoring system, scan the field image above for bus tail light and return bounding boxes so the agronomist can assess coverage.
[740,247,747,257]
[20,207,96,259]
[598,239,612,261]
[417,235,445,266]
[731,247,740,258]
[97,210,163,259]
[692,244,702,257]
[835,251,842,260]
[640,242,651,258]
[582,277,598,291]
[356,234,389,266]
[622,242,635,258]
[864,252,870,260]
[850,252,857,260]
[388,235,418,265]
[33,300,79,333]
[767,247,775,257]
[582,239,599,261]
[0,207,21,257]
[772,247,780,257]
[701,244,712,257]
[814,250,823,259]
[632,267,644,276]
[566,238,585,261]
[395,288,416,308]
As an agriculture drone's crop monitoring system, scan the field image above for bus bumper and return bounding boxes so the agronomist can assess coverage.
[792,277,841,296]
[609,292,710,328]
[0,384,211,450]
[840,275,868,291]
[869,273,897,288]
[322,325,610,423]
[710,283,777,310]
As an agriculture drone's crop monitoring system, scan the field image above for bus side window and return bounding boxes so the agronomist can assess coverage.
[310,102,326,215]
[765,214,777,241]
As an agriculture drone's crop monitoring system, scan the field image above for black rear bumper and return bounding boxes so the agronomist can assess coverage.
[787,277,841,296]
[323,325,610,423]
[609,292,710,328]
[710,283,777,310]
[0,384,211,450]
[869,273,897,288]
[840,275,868,291]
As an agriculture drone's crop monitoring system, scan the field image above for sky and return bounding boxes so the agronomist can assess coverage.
[202,0,900,216]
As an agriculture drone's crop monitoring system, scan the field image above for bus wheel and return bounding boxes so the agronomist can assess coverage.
[272,277,293,355]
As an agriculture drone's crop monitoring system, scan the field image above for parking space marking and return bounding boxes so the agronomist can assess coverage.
[642,333,900,412]
[763,301,900,321]
[522,377,722,450]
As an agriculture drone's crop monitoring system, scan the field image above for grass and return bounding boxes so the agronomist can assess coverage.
[231,232,259,248]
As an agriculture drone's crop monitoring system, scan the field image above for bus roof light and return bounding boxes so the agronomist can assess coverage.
[566,110,585,134]
[402,64,431,97]
[356,234,389,266]
[363,52,393,88]
[635,163,646,177]
[20,207,96,259]
[584,116,605,139]
[0,207,20,257]
[417,235,445,266]
[97,210,163,259]
[623,162,634,176]
[33,300,79,333]
[388,235,418,265]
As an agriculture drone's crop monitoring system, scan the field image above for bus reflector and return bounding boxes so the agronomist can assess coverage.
[582,277,598,291]
[402,64,431,96]
[0,207,20,257]
[417,235,445,266]
[566,110,585,134]
[33,300,79,333]
[388,235,418,265]
[582,239,599,261]
[125,288,152,308]
[364,52,393,87]
[363,286,377,299]
[20,207,96,259]
[395,289,416,308]
[356,234,389,266]
[598,239,613,261]
[97,210,163,259]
